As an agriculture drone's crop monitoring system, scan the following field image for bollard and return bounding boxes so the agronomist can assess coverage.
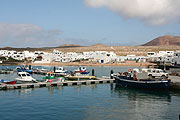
[53,66,56,73]
[92,69,95,76]
[110,70,114,79]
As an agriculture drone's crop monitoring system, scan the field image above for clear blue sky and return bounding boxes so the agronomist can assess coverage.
[0,0,180,47]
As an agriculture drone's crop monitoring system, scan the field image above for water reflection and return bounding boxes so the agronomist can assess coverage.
[47,86,64,96]
[114,85,171,102]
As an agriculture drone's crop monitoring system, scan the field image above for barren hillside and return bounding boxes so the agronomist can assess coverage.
[142,35,180,46]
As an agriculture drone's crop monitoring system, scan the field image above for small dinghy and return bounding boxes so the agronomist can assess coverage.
[1,79,17,84]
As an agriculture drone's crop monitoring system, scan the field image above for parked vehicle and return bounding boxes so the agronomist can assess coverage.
[133,68,168,79]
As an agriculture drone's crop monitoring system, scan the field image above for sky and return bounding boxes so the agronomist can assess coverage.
[0,0,180,48]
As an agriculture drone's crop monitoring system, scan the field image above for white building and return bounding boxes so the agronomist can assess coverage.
[173,51,180,65]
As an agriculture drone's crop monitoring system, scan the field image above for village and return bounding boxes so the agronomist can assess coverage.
[0,49,180,66]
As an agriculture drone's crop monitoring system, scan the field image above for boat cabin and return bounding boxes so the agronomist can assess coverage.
[55,67,67,73]
[18,72,31,78]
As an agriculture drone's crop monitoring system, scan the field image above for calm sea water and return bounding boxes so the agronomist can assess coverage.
[0,66,180,120]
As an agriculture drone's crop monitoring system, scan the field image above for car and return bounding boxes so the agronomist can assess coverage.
[133,68,168,79]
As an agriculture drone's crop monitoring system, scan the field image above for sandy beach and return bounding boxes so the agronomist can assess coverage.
[28,61,156,67]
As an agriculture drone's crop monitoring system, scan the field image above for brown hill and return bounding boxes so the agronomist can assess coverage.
[59,44,81,47]
[57,44,84,48]
[92,43,106,47]
[142,35,180,46]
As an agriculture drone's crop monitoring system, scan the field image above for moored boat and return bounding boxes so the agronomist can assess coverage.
[115,68,171,89]
[45,77,65,83]
[42,71,65,82]
[67,75,96,80]
[115,76,171,89]
[43,71,56,80]
[16,65,33,74]
[1,79,17,84]
[54,67,67,76]
[65,66,96,80]
[15,72,37,83]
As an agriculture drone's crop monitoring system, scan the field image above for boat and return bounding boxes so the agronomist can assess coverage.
[1,79,17,84]
[15,72,37,83]
[0,68,14,74]
[65,66,96,80]
[45,77,65,83]
[42,71,65,82]
[115,68,171,89]
[43,71,56,80]
[67,75,96,80]
[36,68,48,72]
[54,67,67,76]
[16,66,33,74]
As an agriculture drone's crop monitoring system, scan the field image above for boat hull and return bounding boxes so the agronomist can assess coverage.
[66,76,96,80]
[5,80,17,84]
[15,78,36,84]
[115,77,171,89]
[1,80,17,84]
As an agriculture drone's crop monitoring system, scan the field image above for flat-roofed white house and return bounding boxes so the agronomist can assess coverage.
[0,50,9,57]
[158,51,174,57]
[147,52,157,57]
[173,51,180,66]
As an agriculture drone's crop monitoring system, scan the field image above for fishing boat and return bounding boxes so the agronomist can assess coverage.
[16,66,33,74]
[115,68,171,89]
[15,72,37,83]
[43,71,65,82]
[65,66,96,80]
[54,67,67,76]
[43,71,56,80]
[0,68,14,74]
[45,77,65,83]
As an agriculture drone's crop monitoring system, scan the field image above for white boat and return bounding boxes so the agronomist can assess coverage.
[65,66,96,80]
[15,72,37,83]
[55,67,67,76]
[73,66,89,75]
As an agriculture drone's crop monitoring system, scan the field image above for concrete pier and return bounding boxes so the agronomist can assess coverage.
[0,78,115,90]
[1,75,180,90]
[169,76,180,90]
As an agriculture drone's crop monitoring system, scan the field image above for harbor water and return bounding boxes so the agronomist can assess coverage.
[0,66,180,120]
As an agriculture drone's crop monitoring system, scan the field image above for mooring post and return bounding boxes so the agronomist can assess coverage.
[92,69,95,76]
[29,65,31,70]
[110,70,114,79]
[53,66,56,73]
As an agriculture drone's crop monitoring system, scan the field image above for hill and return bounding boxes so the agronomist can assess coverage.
[58,44,83,48]
[91,43,106,47]
[142,35,180,46]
